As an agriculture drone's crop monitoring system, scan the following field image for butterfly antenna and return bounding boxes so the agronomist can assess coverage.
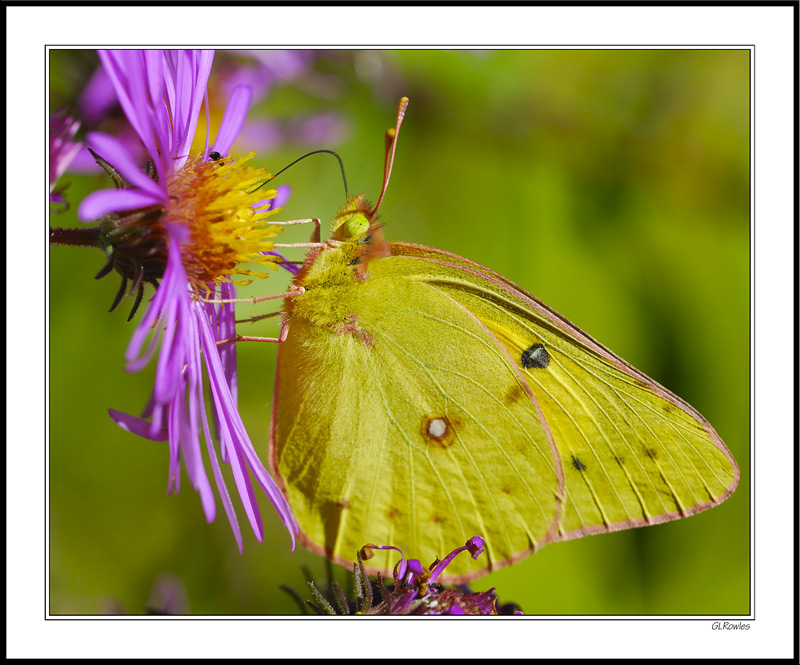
[371,96,409,217]
[249,149,349,199]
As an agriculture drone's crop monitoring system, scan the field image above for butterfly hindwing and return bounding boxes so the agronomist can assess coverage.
[272,250,564,581]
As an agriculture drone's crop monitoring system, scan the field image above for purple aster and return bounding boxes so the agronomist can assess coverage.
[304,537,521,615]
[73,49,297,552]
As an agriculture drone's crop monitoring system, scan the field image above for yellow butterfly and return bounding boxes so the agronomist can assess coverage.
[269,98,739,583]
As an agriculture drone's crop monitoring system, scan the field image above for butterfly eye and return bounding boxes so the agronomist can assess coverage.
[343,213,370,239]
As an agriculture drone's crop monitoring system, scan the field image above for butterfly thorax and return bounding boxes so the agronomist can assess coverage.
[288,194,390,331]
[288,240,362,329]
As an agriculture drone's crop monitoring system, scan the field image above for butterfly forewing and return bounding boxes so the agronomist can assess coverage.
[385,243,739,541]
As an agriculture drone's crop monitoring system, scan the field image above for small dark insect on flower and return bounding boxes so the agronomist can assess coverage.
[291,537,523,616]
[208,151,223,161]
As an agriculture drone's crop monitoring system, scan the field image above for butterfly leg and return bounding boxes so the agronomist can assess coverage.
[269,218,321,243]
[236,310,282,325]
[210,286,304,346]
[216,311,291,346]
[199,286,305,306]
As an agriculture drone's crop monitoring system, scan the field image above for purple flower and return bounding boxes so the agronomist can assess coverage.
[76,49,297,552]
[305,537,521,615]
[49,109,83,205]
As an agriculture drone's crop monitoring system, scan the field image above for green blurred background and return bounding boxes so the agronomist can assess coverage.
[49,49,750,615]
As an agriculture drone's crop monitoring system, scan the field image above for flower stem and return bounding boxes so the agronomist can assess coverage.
[49,226,102,249]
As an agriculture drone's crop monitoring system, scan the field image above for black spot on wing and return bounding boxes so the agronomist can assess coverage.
[571,455,587,472]
[521,343,549,369]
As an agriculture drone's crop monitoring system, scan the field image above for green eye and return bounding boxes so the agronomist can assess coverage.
[344,213,370,238]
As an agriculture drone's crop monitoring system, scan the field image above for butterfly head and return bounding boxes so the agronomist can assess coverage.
[331,193,376,241]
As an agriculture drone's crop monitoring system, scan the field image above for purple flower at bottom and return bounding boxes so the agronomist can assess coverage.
[303,537,523,616]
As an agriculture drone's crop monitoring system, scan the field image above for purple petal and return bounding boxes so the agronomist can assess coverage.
[174,50,215,167]
[151,266,187,404]
[177,306,216,521]
[428,536,486,583]
[78,188,162,222]
[166,382,181,495]
[216,283,238,405]
[109,409,168,441]
[196,308,298,546]
[143,50,171,161]
[198,326,265,542]
[211,84,252,157]
[199,388,244,553]
[85,132,165,199]
[186,290,244,549]
[77,65,118,125]
[271,184,291,210]
[98,50,163,181]
[125,239,186,377]
[365,544,408,581]
[263,251,300,276]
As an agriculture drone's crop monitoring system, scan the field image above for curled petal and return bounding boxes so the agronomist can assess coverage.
[108,409,168,441]
[428,536,486,583]
[362,544,408,581]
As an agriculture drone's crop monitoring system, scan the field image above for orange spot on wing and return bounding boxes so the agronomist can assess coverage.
[421,414,460,449]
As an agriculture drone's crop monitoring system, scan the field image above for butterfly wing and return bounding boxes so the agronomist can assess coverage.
[271,247,565,581]
[270,240,738,582]
[387,242,739,542]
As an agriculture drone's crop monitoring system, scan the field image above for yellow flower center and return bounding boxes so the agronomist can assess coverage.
[165,152,282,290]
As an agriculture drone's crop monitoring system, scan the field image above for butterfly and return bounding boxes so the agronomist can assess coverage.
[268,98,739,583]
